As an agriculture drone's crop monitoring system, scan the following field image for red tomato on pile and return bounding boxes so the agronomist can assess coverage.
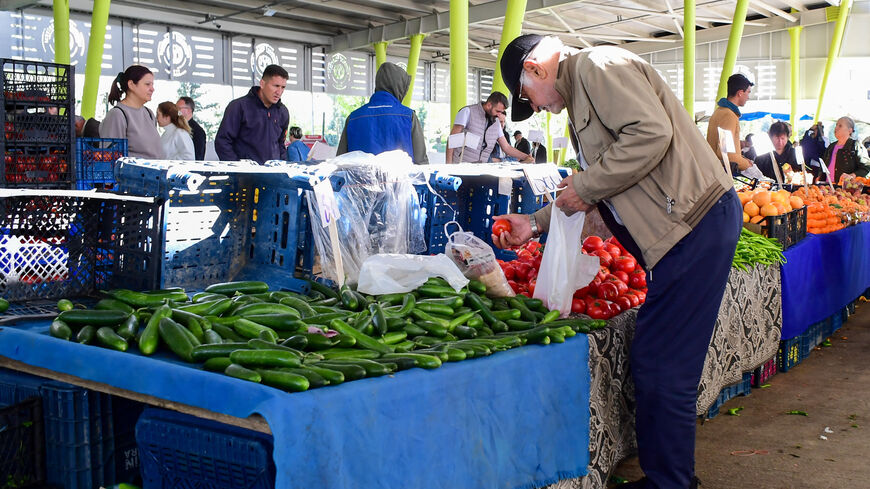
[568,234,648,320]
[492,219,512,236]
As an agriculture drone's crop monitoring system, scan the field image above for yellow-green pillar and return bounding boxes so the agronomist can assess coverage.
[402,34,425,107]
[789,26,802,141]
[558,123,570,164]
[683,0,695,116]
[53,0,70,66]
[373,42,388,70]
[715,0,749,102]
[814,0,853,123]
[492,0,528,96]
[81,0,111,119]
[450,0,468,121]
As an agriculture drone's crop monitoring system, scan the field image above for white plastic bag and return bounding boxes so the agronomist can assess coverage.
[533,207,600,316]
[357,254,469,295]
[445,222,515,298]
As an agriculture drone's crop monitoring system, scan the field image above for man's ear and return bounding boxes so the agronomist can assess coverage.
[523,60,547,81]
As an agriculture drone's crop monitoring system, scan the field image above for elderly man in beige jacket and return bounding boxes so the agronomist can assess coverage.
[490,35,743,489]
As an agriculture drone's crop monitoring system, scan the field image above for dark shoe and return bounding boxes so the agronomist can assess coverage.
[615,476,701,489]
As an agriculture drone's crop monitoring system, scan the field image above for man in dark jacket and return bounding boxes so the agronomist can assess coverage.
[753,121,798,181]
[215,65,289,164]
[514,131,531,154]
[337,62,428,164]
[176,96,207,160]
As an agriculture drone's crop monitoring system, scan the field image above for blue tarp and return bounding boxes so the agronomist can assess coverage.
[739,111,813,122]
[0,320,590,489]
[780,222,870,339]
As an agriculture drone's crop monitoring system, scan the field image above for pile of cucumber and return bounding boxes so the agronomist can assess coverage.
[46,278,606,393]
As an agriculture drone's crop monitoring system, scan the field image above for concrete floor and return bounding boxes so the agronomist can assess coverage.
[611,300,870,489]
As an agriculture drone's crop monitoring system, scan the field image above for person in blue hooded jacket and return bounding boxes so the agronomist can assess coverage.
[337,62,428,164]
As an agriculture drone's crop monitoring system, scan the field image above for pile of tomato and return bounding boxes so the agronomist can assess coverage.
[573,236,647,320]
[496,241,544,297]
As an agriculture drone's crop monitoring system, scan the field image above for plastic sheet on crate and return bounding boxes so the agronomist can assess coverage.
[0,193,162,302]
[0,322,590,489]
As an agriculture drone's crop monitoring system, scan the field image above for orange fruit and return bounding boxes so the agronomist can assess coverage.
[744,201,760,217]
[789,196,804,209]
[750,215,765,224]
[760,203,779,217]
[743,212,750,223]
[752,191,772,207]
[773,202,788,214]
[738,192,752,205]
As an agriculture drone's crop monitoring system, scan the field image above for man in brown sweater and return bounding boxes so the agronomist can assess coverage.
[706,74,754,175]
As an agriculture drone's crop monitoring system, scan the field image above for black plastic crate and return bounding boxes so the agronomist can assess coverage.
[0,397,45,488]
[0,192,163,303]
[1,59,75,189]
[76,138,128,190]
[761,205,807,250]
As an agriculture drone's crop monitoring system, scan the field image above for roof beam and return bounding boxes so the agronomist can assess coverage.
[749,0,800,22]
[586,2,767,25]
[331,0,584,52]
[290,0,403,23]
[543,7,593,47]
[620,6,828,55]
[191,0,371,29]
[42,0,335,45]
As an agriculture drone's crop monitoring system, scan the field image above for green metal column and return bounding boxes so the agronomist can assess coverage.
[683,0,695,116]
[81,0,111,119]
[558,123,570,164]
[546,112,553,162]
[789,26,802,141]
[450,0,468,122]
[814,0,853,123]
[715,0,749,101]
[374,42,388,69]
[492,0,528,96]
[53,0,70,66]
[402,34,425,107]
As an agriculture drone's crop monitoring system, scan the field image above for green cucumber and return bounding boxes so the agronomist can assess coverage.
[116,314,140,340]
[230,349,301,368]
[373,356,417,370]
[415,302,454,316]
[94,298,135,315]
[202,357,232,371]
[540,310,560,324]
[138,305,171,355]
[191,342,251,361]
[302,333,339,351]
[283,368,329,388]
[381,352,442,369]
[258,329,279,344]
[305,279,340,300]
[339,285,359,311]
[159,318,196,362]
[76,325,96,344]
[328,319,392,354]
[57,309,129,327]
[56,299,74,312]
[205,281,269,296]
[318,348,382,360]
[244,314,306,332]
[256,369,310,391]
[313,361,366,380]
[467,279,487,295]
[452,325,478,339]
[247,339,304,356]
[236,302,301,318]
[281,334,308,350]
[492,309,522,321]
[506,319,537,331]
[376,293,406,305]
[171,309,206,341]
[49,319,72,340]
[302,365,345,385]
[0,298,8,313]
[96,326,128,352]
[379,331,407,345]
[224,364,261,383]
[210,323,244,342]
[202,329,223,344]
[415,320,448,337]
[177,299,223,315]
[403,323,427,337]
[409,309,450,328]
[193,292,225,303]
[392,340,415,353]
[369,303,388,336]
[318,358,393,377]
[300,312,349,325]
[233,318,278,340]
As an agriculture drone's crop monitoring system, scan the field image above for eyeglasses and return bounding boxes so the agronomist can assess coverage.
[517,73,530,104]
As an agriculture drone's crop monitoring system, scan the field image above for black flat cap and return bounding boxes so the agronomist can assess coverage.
[499,34,543,122]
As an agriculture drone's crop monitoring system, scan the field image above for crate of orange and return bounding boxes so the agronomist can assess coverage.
[738,189,806,249]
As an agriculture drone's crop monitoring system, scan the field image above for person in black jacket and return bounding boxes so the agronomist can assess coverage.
[800,122,827,178]
[753,121,798,181]
[513,130,531,154]
[820,116,870,183]
[177,96,207,160]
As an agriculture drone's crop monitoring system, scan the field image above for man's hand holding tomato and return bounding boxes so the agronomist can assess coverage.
[491,214,534,249]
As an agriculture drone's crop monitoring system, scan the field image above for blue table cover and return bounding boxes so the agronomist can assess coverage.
[0,321,590,489]
[780,222,870,339]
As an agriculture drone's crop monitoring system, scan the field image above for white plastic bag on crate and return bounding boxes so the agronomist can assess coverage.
[357,254,469,295]
[533,207,600,317]
[444,222,515,298]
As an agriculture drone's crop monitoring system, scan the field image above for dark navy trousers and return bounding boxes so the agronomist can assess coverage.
[631,189,743,489]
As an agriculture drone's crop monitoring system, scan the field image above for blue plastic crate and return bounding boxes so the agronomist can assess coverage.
[136,407,275,489]
[829,307,847,336]
[75,137,128,189]
[0,368,143,489]
[750,356,777,388]
[706,372,752,418]
[777,336,802,373]
[800,318,830,359]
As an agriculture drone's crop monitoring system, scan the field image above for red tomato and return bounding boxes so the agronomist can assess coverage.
[596,266,609,282]
[613,271,629,283]
[516,248,534,263]
[502,265,516,281]
[532,255,542,270]
[615,296,632,311]
[613,256,637,273]
[605,276,629,295]
[524,241,542,254]
[593,249,612,268]
[605,236,628,255]
[571,298,586,314]
[603,243,621,260]
[582,236,605,253]
[623,291,641,307]
[628,269,647,288]
[597,282,619,300]
[528,280,536,296]
[514,262,532,280]
[574,286,592,299]
[586,299,611,320]
[606,300,622,315]
[508,280,521,294]
[632,289,647,303]
[492,219,512,236]
[526,268,538,282]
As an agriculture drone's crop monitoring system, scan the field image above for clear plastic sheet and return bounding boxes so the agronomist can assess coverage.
[306,151,427,284]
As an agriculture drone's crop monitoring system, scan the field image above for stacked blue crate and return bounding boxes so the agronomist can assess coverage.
[705,372,752,418]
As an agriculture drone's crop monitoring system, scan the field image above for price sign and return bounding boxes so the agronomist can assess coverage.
[717,128,734,178]
[313,178,341,228]
[552,137,569,149]
[447,133,465,149]
[528,129,545,144]
[522,163,566,196]
[498,177,512,196]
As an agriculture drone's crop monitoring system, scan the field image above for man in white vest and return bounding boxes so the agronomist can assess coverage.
[446,92,534,163]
